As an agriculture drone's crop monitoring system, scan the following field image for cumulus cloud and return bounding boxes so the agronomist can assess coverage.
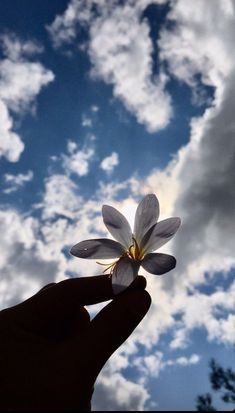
[39,174,82,220]
[159,0,235,95]
[46,0,85,49]
[0,209,58,309]
[0,33,54,162]
[62,140,95,177]
[93,368,150,411]
[100,152,119,173]
[133,351,200,380]
[0,100,24,162]
[3,170,33,194]
[48,0,172,133]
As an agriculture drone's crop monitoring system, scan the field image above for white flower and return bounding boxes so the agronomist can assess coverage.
[71,194,181,294]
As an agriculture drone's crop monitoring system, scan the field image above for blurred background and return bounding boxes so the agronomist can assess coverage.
[0,0,234,410]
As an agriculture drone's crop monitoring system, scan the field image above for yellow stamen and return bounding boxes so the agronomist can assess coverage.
[128,236,145,260]
[96,238,146,275]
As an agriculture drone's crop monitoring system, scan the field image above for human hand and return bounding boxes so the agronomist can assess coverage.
[0,275,151,411]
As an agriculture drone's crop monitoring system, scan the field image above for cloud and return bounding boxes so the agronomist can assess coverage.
[0,33,54,162]
[47,0,172,133]
[39,174,82,220]
[133,351,201,379]
[0,33,43,61]
[62,140,95,177]
[100,152,119,173]
[0,209,58,309]
[170,282,235,347]
[46,0,84,49]
[0,100,24,162]
[81,114,93,127]
[93,363,150,411]
[159,0,235,94]
[3,170,33,194]
[91,104,99,112]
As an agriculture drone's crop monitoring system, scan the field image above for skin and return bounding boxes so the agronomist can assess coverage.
[0,275,151,411]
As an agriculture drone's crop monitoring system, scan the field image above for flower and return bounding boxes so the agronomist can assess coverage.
[70,194,181,294]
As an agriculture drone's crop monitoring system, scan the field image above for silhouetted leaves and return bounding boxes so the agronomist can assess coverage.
[196,393,216,411]
[196,357,235,411]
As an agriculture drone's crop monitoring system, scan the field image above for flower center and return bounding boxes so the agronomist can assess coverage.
[128,236,145,261]
[96,237,145,275]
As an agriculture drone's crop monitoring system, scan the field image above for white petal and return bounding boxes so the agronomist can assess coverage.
[112,257,140,295]
[141,253,176,275]
[70,239,125,259]
[141,217,181,253]
[102,205,132,248]
[134,194,159,243]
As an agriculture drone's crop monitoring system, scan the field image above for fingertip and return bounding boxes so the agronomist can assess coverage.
[131,275,147,290]
[127,289,151,319]
[113,275,147,296]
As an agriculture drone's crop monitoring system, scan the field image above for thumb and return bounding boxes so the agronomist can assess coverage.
[83,287,151,382]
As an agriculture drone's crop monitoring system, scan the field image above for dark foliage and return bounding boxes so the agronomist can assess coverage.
[196,358,235,411]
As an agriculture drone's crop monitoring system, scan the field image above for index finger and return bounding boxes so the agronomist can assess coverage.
[6,275,146,328]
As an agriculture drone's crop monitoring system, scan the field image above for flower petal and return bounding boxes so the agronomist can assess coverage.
[70,239,125,259]
[141,253,176,275]
[141,217,181,253]
[134,194,159,243]
[102,205,133,248]
[112,257,140,294]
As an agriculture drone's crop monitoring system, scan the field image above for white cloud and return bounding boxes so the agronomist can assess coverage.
[0,33,54,162]
[172,283,235,346]
[0,209,58,309]
[159,0,235,95]
[48,0,172,133]
[39,174,82,220]
[46,0,86,49]
[0,33,43,61]
[0,100,24,162]
[81,114,93,127]
[91,104,99,112]
[100,152,119,173]
[174,354,201,366]
[62,140,95,176]
[88,2,172,133]
[93,364,150,411]
[133,351,201,381]
[3,170,33,194]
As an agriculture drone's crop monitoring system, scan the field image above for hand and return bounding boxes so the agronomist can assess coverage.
[0,275,151,411]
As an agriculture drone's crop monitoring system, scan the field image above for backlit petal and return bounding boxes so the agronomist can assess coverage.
[70,239,125,259]
[141,217,181,253]
[102,205,133,248]
[112,257,140,294]
[134,194,159,243]
[141,253,176,275]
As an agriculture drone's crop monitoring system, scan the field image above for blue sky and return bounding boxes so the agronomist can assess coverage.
[0,0,234,411]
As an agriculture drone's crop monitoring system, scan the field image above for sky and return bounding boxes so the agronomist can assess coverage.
[0,0,235,410]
